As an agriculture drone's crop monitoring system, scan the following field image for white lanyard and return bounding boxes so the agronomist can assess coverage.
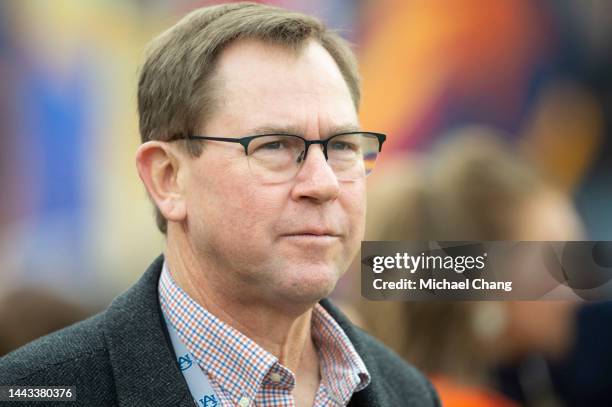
[163,313,221,407]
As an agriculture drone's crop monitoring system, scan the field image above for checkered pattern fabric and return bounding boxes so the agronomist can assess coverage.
[159,262,370,406]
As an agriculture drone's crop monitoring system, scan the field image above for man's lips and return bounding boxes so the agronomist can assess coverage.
[280,234,341,246]
[279,229,343,246]
[281,230,341,237]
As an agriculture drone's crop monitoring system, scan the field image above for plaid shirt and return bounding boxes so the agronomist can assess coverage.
[159,263,370,407]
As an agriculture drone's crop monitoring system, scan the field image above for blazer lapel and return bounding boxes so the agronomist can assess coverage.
[103,255,193,406]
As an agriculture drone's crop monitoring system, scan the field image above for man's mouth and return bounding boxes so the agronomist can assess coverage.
[282,229,341,237]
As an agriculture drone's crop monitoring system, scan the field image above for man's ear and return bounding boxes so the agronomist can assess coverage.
[135,141,187,223]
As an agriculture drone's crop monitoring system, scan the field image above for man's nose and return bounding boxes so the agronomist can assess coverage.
[290,144,340,203]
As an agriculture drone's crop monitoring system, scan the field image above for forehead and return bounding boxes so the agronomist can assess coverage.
[206,38,358,136]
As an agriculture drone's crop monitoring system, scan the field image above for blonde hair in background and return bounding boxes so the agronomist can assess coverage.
[361,126,574,381]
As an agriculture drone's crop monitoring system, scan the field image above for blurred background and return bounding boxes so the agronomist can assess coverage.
[1,1,611,406]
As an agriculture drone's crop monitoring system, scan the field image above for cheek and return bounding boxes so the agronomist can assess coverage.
[198,175,284,241]
[342,182,367,238]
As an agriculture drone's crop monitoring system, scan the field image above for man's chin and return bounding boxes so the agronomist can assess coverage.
[274,268,340,304]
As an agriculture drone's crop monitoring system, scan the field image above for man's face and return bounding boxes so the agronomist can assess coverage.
[181,39,366,305]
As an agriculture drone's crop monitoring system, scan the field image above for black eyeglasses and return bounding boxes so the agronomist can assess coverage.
[169,132,386,184]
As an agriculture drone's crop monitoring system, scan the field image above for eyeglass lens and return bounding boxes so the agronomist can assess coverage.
[246,133,381,183]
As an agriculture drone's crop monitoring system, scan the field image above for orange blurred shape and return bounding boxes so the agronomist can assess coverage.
[359,0,548,150]
[520,82,604,193]
[431,375,520,407]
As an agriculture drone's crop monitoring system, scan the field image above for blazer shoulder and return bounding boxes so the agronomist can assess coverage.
[0,311,110,384]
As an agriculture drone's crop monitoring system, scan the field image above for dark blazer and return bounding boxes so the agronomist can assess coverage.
[0,255,440,406]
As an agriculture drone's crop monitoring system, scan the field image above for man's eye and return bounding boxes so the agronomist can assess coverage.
[331,141,357,151]
[261,141,284,150]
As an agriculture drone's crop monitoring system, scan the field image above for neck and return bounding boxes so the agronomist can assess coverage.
[164,235,319,373]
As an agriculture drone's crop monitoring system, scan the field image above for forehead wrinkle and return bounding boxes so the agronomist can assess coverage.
[245,122,362,139]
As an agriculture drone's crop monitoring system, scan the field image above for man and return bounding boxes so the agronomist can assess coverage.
[0,3,439,406]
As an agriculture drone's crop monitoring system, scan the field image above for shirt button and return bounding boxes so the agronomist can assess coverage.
[238,396,250,407]
[270,373,282,383]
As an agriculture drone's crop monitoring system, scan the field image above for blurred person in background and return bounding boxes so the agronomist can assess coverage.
[360,127,586,407]
[0,3,440,406]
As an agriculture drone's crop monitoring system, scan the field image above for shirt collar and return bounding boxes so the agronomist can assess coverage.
[158,261,370,404]
[312,302,371,399]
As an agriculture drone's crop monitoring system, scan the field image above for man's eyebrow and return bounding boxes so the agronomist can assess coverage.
[246,123,362,138]
[247,125,303,135]
[329,123,363,134]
